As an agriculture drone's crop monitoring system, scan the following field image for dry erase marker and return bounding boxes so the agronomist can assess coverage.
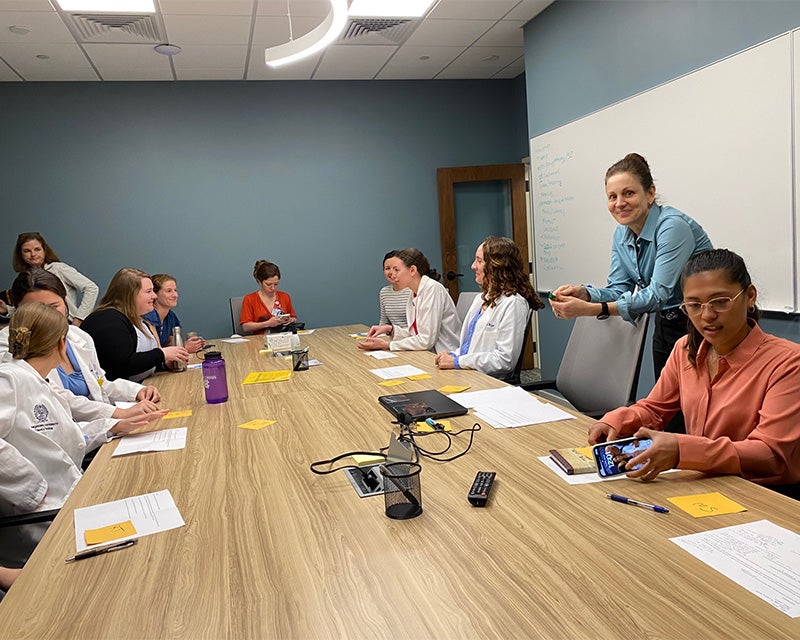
[548,292,556,300]
[65,539,136,563]
[606,493,669,514]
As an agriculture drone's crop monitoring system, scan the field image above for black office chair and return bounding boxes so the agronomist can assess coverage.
[522,314,649,418]
[500,309,533,386]
[0,509,60,528]
[228,295,247,335]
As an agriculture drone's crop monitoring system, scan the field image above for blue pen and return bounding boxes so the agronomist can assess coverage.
[606,493,669,514]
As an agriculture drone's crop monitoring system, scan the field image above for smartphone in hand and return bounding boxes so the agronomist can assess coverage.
[592,436,653,477]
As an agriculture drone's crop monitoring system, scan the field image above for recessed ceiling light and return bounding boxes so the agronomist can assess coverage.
[55,1,155,11]
[348,0,435,18]
[154,43,181,56]
[9,25,31,35]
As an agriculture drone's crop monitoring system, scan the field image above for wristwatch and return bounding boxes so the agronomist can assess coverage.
[596,301,610,320]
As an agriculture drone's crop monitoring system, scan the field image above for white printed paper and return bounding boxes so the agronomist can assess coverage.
[451,386,573,428]
[671,520,800,617]
[112,428,188,457]
[365,351,397,360]
[369,364,426,380]
[222,338,249,344]
[73,489,185,552]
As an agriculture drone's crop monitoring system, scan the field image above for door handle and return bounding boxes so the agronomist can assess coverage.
[446,271,463,281]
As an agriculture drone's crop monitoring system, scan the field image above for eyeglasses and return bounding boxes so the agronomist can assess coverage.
[679,289,744,316]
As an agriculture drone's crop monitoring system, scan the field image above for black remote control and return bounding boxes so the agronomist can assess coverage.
[468,471,496,507]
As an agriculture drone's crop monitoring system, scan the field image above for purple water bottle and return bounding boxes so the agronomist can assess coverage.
[202,351,228,404]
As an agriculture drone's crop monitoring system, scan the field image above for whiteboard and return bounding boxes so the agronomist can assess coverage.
[531,33,795,312]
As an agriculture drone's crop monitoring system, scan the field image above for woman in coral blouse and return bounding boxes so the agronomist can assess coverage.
[590,249,800,495]
[240,260,297,335]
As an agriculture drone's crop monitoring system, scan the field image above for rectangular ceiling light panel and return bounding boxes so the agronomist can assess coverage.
[56,0,155,11]
[348,0,435,18]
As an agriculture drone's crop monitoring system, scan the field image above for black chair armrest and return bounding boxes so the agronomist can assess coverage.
[0,509,60,529]
[521,379,558,392]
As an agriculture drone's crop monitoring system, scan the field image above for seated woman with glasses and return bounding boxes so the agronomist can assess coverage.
[589,249,800,495]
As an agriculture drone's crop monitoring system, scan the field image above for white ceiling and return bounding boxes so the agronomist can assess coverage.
[0,0,552,82]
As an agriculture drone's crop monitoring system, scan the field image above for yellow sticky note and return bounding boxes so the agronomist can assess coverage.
[352,454,385,466]
[163,410,192,420]
[575,446,594,458]
[667,492,747,518]
[416,419,452,433]
[438,385,470,394]
[406,374,433,380]
[379,379,407,387]
[238,419,277,430]
[84,520,137,545]
[242,370,293,385]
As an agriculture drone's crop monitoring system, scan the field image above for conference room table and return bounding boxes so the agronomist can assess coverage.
[1,325,799,639]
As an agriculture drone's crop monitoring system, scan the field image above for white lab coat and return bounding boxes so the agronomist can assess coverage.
[456,293,530,378]
[390,276,460,354]
[0,325,136,426]
[0,359,86,566]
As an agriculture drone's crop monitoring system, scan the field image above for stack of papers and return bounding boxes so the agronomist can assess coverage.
[369,365,426,380]
[449,386,573,428]
[112,428,188,457]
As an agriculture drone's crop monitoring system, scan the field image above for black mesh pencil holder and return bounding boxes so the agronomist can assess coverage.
[380,462,423,520]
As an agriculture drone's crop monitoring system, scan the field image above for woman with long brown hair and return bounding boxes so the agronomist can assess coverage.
[435,237,543,381]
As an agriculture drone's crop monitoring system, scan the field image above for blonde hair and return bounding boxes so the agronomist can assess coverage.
[9,301,68,360]
[93,267,151,331]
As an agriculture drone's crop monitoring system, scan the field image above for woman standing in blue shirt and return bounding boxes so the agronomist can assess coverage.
[550,153,713,384]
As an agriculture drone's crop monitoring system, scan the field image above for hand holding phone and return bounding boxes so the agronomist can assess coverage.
[592,436,653,477]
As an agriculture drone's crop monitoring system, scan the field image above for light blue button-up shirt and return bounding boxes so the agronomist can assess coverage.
[586,204,713,323]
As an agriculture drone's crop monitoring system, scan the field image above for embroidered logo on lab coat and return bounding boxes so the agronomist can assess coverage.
[33,403,49,423]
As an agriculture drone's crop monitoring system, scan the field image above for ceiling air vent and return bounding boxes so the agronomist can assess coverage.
[338,18,419,46]
[65,13,165,44]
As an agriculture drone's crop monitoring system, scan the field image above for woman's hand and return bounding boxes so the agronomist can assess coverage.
[136,386,161,403]
[552,285,589,301]
[184,336,206,353]
[588,421,619,445]
[163,346,189,365]
[624,427,679,482]
[109,410,169,436]
[367,324,393,339]
[357,337,390,351]
[435,351,456,369]
[112,399,161,419]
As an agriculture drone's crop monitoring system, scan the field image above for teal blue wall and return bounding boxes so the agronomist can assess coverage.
[0,79,526,338]
[524,0,800,389]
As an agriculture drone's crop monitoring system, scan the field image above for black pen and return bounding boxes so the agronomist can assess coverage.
[65,539,136,563]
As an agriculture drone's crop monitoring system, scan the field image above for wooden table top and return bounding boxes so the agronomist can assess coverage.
[1,325,798,639]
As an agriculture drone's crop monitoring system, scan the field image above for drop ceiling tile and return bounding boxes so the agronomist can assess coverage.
[404,18,494,47]
[473,19,525,47]
[102,66,173,80]
[160,0,254,15]
[177,68,245,80]
[252,15,323,46]
[257,0,330,18]
[162,14,251,45]
[0,1,54,10]
[436,45,522,79]
[376,44,463,79]
[0,11,75,43]
[492,55,524,78]
[313,43,396,79]
[84,43,165,69]
[0,57,21,79]
[171,44,247,69]
[247,47,320,79]
[0,42,97,80]
[505,0,553,21]
[429,0,518,20]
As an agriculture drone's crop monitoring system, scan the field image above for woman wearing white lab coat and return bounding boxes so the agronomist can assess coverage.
[436,237,544,381]
[0,303,163,567]
[359,248,460,354]
[0,268,161,407]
